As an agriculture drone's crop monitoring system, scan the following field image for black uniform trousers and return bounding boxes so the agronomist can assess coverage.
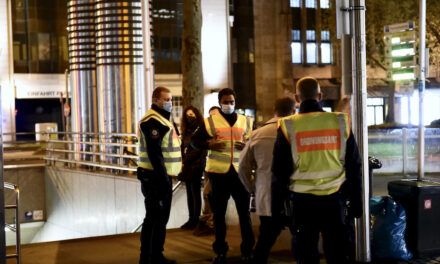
[209,169,255,257]
[253,216,284,264]
[138,169,172,264]
[185,169,203,222]
[292,192,349,264]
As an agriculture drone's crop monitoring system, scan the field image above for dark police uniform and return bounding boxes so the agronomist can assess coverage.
[137,104,181,264]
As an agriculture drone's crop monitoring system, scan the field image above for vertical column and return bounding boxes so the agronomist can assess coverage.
[68,0,98,136]
[351,0,370,262]
[201,0,230,90]
[0,0,15,142]
[96,0,145,135]
[0,68,6,262]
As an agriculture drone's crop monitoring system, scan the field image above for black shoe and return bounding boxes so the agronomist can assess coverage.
[212,254,226,264]
[152,255,177,264]
[241,255,252,264]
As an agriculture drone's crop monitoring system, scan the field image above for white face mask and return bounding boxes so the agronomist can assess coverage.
[163,101,172,112]
[221,104,235,114]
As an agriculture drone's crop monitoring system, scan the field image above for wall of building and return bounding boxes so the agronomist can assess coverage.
[4,166,46,224]
[0,0,15,140]
[253,0,294,123]
[42,167,242,241]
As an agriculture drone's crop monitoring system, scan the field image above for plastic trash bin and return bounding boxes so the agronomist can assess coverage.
[388,179,440,257]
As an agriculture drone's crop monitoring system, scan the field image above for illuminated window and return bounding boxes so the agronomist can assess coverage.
[292,30,301,41]
[290,0,301,8]
[306,30,315,41]
[305,0,317,8]
[320,0,330,9]
[321,43,332,64]
[367,98,385,126]
[321,30,330,41]
[306,43,317,63]
[291,42,302,63]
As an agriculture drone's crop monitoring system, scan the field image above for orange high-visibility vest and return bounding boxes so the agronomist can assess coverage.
[204,114,253,174]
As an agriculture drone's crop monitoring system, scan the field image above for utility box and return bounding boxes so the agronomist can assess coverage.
[388,179,440,257]
[35,122,57,141]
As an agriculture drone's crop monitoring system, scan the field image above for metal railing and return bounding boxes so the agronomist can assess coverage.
[44,132,138,173]
[4,182,21,264]
[368,128,440,175]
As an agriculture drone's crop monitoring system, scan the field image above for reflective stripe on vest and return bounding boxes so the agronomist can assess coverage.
[280,112,349,195]
[205,114,253,174]
[137,109,182,176]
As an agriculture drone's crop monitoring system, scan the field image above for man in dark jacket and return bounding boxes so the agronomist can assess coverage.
[137,87,182,264]
[272,77,362,264]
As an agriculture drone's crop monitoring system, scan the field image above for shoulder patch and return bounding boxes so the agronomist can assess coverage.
[150,129,160,139]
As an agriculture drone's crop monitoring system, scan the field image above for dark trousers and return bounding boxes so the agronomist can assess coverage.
[209,169,255,257]
[185,169,202,222]
[139,174,172,264]
[292,192,349,264]
[253,216,283,264]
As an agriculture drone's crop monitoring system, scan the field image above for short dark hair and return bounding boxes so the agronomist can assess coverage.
[209,106,221,113]
[296,77,320,101]
[274,97,295,117]
[152,86,171,99]
[218,88,236,103]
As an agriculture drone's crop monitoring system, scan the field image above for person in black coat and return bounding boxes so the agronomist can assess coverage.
[179,106,207,230]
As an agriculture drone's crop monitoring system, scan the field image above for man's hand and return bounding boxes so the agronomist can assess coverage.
[234,141,245,151]
[209,140,226,151]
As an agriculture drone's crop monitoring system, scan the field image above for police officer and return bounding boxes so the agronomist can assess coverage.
[192,88,255,264]
[272,77,362,264]
[137,86,182,264]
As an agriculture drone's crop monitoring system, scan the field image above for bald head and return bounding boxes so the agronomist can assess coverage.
[295,77,321,103]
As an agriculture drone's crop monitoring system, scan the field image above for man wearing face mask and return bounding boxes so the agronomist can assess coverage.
[191,88,255,264]
[137,87,182,264]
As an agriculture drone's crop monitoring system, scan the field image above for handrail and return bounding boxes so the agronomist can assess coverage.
[47,139,136,148]
[44,157,137,172]
[4,182,21,264]
[48,149,138,159]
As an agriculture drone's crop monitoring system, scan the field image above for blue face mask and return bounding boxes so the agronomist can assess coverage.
[163,101,172,112]
[221,104,235,115]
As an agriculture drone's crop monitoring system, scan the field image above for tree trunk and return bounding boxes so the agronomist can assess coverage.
[181,0,204,112]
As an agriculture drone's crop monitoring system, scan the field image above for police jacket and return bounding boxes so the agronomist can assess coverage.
[138,104,180,186]
[271,100,363,218]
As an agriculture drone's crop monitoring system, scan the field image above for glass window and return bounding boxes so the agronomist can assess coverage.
[290,0,301,8]
[292,30,301,41]
[320,0,330,9]
[306,30,315,41]
[291,42,302,63]
[11,0,69,73]
[321,30,330,41]
[306,43,317,63]
[305,0,317,8]
[321,43,332,64]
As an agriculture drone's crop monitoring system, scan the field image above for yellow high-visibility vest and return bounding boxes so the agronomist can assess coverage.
[137,109,182,176]
[279,112,349,195]
[205,114,253,174]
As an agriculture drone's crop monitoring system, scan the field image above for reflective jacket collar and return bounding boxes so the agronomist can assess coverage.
[151,104,171,120]
[299,100,324,114]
